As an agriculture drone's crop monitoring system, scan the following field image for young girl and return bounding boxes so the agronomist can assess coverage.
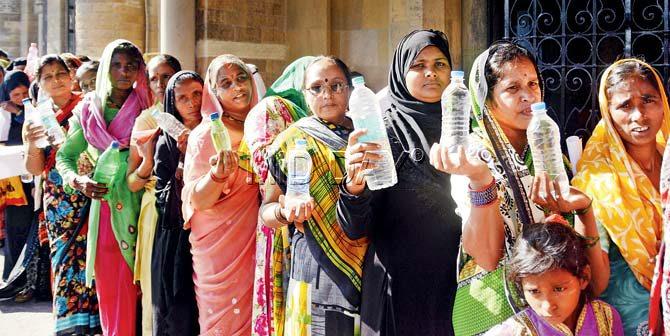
[486,221,624,335]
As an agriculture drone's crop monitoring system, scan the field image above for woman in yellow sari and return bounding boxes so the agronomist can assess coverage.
[573,58,670,335]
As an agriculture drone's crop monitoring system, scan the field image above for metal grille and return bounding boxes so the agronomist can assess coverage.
[504,0,670,141]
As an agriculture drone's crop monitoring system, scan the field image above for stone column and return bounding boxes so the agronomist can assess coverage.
[160,0,195,70]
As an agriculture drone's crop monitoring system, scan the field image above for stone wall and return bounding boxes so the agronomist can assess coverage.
[0,0,38,59]
[74,0,146,59]
[196,0,288,83]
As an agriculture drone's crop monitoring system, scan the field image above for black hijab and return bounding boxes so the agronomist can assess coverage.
[6,57,26,71]
[386,29,453,148]
[163,70,204,121]
[1,70,30,102]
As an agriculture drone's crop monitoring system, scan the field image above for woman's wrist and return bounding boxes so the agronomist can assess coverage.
[209,168,227,183]
[273,203,291,225]
[468,170,494,189]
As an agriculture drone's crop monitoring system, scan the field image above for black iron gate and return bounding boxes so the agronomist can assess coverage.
[503,0,670,141]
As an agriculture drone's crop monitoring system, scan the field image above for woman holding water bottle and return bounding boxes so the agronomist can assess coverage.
[22,54,102,335]
[338,29,461,335]
[259,56,368,335]
[181,54,260,335]
[428,42,607,334]
[574,59,669,335]
[56,39,151,336]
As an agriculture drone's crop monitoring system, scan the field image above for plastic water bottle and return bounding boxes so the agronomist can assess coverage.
[527,102,570,198]
[25,43,39,82]
[36,98,66,146]
[93,141,121,187]
[22,98,49,148]
[349,76,398,190]
[285,139,312,209]
[441,71,471,153]
[210,112,232,152]
[151,109,186,141]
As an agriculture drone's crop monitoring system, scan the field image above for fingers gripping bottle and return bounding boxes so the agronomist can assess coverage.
[285,139,312,210]
[527,102,570,198]
[210,112,232,152]
[349,77,398,190]
[440,70,471,153]
[22,98,50,148]
[36,97,66,146]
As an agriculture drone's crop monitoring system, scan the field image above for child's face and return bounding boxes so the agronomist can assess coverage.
[521,268,588,327]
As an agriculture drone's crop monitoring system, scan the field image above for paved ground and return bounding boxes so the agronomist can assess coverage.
[0,249,54,336]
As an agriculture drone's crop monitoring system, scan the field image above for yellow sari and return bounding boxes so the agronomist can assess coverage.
[573,59,670,290]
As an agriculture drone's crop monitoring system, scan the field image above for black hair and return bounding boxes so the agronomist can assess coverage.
[508,222,590,295]
[7,57,26,71]
[111,42,144,65]
[0,49,8,59]
[35,54,70,81]
[147,54,182,74]
[484,41,543,96]
[605,59,663,99]
[303,55,353,89]
[77,55,91,62]
[76,61,99,79]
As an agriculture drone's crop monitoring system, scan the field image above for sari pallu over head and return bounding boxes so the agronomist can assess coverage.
[182,54,260,226]
[573,59,670,291]
[80,39,151,151]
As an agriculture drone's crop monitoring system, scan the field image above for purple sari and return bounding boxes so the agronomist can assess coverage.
[485,299,624,336]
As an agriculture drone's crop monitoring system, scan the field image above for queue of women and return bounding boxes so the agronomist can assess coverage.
[2,28,670,336]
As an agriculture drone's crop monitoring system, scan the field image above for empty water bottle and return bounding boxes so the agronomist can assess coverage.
[285,139,312,210]
[22,98,50,148]
[37,98,66,146]
[93,141,121,188]
[349,76,397,190]
[151,109,187,141]
[210,112,232,152]
[527,102,570,198]
[441,70,471,153]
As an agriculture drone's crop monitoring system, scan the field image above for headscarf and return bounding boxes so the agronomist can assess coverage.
[386,29,452,146]
[573,59,670,290]
[264,56,315,113]
[0,70,30,102]
[79,39,151,151]
[468,42,544,232]
[246,63,266,98]
[163,70,204,122]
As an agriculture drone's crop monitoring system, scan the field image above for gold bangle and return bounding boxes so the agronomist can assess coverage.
[573,198,593,216]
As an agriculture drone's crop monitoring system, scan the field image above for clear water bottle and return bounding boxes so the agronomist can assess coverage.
[210,112,232,152]
[37,98,66,146]
[349,76,398,190]
[527,102,570,198]
[441,70,471,153]
[151,109,186,141]
[285,139,312,209]
[22,98,49,148]
[93,141,121,187]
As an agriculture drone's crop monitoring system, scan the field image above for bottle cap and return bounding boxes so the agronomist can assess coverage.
[22,98,32,105]
[451,70,465,78]
[110,141,120,149]
[295,139,307,147]
[531,102,546,113]
[352,76,365,86]
[210,112,220,121]
[151,108,161,117]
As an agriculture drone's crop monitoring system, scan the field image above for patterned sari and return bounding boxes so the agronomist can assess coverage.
[267,116,368,335]
[451,45,572,335]
[574,59,670,335]
[42,93,102,335]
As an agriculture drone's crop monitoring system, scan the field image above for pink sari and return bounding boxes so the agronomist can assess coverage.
[182,55,260,336]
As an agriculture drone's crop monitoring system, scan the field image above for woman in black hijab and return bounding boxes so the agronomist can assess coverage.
[150,70,203,335]
[338,29,461,335]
